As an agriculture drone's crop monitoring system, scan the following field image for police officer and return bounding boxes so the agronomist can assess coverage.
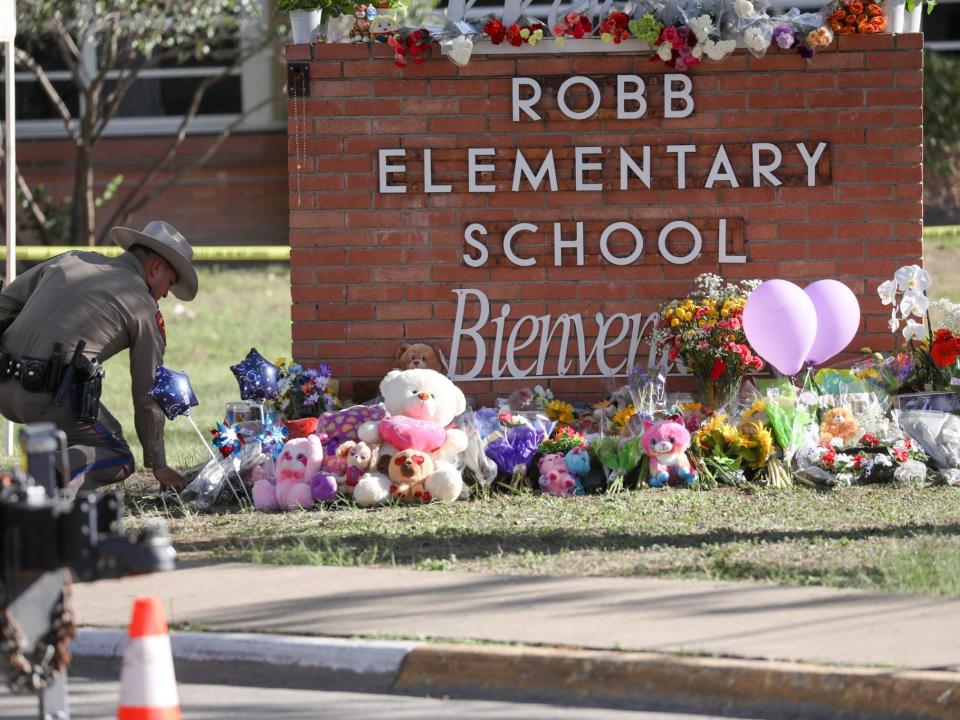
[0,221,198,495]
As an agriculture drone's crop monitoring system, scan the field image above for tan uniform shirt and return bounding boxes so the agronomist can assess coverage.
[0,251,167,467]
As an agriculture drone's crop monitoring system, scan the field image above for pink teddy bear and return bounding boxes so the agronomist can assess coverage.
[253,435,330,510]
[537,452,577,497]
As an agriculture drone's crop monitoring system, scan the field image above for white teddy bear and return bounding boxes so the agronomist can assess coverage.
[353,368,468,507]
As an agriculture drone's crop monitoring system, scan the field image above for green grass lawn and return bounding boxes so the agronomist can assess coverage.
[126,483,960,596]
[100,264,292,469]
[925,229,960,302]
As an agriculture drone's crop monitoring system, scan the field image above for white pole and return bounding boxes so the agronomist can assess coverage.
[4,38,15,456]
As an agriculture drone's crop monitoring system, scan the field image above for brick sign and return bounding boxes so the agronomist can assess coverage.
[287,35,923,401]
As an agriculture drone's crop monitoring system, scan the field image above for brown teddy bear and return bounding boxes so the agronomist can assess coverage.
[395,342,445,373]
[387,448,436,503]
[819,407,860,447]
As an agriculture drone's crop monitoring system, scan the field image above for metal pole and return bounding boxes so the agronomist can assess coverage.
[4,37,15,456]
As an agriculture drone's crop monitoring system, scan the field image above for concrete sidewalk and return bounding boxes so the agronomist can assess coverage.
[73,563,960,671]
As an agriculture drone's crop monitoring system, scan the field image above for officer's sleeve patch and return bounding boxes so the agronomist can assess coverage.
[156,311,166,342]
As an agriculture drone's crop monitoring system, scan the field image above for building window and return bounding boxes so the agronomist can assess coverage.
[3,0,280,137]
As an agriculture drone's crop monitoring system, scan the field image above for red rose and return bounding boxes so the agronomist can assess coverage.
[483,19,506,44]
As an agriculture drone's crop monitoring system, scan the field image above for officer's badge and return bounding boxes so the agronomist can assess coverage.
[156,311,166,342]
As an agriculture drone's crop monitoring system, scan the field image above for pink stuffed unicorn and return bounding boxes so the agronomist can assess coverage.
[253,434,326,510]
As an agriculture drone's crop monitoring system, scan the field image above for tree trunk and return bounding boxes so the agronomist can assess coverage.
[69,141,96,246]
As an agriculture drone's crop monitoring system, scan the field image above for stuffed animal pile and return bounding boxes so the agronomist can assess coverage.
[353,368,468,507]
[253,368,468,511]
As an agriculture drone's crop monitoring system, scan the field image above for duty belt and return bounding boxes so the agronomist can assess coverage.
[0,349,62,393]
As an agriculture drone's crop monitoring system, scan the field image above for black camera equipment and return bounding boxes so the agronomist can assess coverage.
[0,422,176,719]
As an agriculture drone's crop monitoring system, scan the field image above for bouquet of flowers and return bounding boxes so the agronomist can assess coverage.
[851,352,916,394]
[826,0,885,34]
[650,23,701,70]
[627,366,666,419]
[538,425,587,455]
[653,273,762,411]
[387,27,432,67]
[552,8,593,45]
[878,265,960,392]
[591,435,644,493]
[802,435,927,487]
[484,413,554,490]
[482,16,546,46]
[598,10,632,43]
[629,13,663,43]
[692,411,775,488]
[276,359,338,420]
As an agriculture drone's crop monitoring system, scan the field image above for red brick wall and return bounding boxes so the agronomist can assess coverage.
[287,34,924,402]
[18,132,288,245]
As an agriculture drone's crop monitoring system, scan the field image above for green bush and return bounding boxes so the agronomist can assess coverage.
[277,0,354,17]
[924,51,960,216]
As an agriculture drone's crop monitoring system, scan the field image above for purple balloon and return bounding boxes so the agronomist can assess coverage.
[804,280,861,365]
[743,279,818,376]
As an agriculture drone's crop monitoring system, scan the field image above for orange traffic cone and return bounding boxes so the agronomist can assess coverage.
[117,596,181,720]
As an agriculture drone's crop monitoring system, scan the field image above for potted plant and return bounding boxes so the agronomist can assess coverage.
[279,0,355,44]
[905,0,935,32]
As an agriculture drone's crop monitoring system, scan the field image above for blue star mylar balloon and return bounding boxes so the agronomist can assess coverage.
[149,365,199,421]
[230,348,279,401]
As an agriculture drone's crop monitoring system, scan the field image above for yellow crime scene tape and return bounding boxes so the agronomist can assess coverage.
[923,225,960,242]
[1,227,958,262]
[0,245,291,262]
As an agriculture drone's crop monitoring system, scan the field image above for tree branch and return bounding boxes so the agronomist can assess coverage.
[95,34,279,234]
[13,49,78,141]
[14,171,54,246]
[0,141,55,244]
[96,95,275,244]
[93,46,182,140]
[49,14,86,89]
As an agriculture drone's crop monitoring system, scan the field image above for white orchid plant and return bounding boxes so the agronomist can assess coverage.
[877,265,960,392]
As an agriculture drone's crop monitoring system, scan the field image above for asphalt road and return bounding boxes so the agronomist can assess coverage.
[2,677,752,720]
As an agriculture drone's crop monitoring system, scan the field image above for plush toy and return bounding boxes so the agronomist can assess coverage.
[395,342,445,373]
[317,403,386,474]
[370,15,398,41]
[387,448,436,503]
[335,440,378,496]
[354,369,468,507]
[253,434,326,510]
[349,4,371,41]
[820,406,860,447]
[564,446,590,476]
[563,446,590,495]
[642,419,697,488]
[504,388,534,411]
[537,452,577,497]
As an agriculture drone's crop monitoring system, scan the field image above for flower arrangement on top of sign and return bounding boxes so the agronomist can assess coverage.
[329,0,902,72]
[826,1,886,34]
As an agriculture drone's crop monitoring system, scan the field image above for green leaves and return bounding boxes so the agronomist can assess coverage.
[19,0,260,61]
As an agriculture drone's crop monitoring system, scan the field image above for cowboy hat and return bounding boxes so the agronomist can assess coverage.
[110,221,199,301]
